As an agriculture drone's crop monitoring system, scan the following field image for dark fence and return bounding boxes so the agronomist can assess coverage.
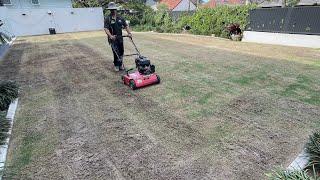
[246,6,320,35]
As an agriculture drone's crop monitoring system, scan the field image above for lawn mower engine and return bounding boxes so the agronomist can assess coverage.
[135,56,155,75]
[122,56,160,90]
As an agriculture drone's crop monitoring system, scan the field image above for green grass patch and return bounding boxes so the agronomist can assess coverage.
[4,87,58,178]
[6,131,44,178]
[281,74,320,105]
[229,70,269,86]
[231,75,254,85]
[18,132,43,167]
[197,92,214,105]
[311,61,320,67]
[188,107,215,119]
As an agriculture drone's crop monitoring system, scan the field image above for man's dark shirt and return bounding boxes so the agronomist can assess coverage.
[104,14,128,37]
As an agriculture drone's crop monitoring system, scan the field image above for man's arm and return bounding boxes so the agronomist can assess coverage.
[104,17,116,40]
[125,26,132,37]
[104,28,116,40]
[122,19,132,37]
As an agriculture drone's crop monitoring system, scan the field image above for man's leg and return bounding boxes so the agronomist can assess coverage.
[118,40,125,70]
[111,43,120,71]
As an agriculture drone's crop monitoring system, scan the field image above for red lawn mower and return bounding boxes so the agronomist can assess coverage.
[114,36,160,90]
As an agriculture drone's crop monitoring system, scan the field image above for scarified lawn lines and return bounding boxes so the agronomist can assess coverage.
[0,31,319,179]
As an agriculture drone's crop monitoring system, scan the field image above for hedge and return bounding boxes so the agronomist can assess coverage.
[133,4,257,38]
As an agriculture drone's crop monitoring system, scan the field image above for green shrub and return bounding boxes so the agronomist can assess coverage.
[187,5,256,37]
[133,5,256,38]
[266,167,318,180]
[122,2,153,27]
[0,81,19,111]
[306,131,320,172]
[0,111,10,146]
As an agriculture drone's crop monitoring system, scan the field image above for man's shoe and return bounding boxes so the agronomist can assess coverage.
[114,66,119,72]
[119,65,125,71]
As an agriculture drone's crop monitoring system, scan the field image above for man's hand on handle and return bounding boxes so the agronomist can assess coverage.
[110,35,116,41]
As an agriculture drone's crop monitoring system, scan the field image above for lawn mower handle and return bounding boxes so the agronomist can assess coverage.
[121,35,141,57]
[109,35,142,61]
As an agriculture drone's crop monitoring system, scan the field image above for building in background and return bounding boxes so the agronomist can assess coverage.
[0,0,72,9]
[202,0,244,8]
[145,0,158,10]
[159,0,197,11]
[0,0,104,36]
[202,0,319,7]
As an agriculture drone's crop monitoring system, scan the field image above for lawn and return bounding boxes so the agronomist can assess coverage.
[0,31,319,179]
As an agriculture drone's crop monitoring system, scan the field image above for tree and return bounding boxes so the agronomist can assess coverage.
[287,0,300,6]
[72,0,102,7]
[72,0,150,8]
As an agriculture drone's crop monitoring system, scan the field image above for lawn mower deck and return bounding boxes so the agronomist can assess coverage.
[122,71,160,90]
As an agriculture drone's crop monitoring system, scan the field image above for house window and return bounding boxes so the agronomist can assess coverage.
[31,0,40,5]
[2,0,12,5]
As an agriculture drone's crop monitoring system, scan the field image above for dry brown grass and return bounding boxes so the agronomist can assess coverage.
[0,31,319,179]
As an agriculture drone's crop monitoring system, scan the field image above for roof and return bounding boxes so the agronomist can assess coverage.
[160,0,196,10]
[202,0,244,8]
[160,0,181,10]
[228,0,243,4]
[203,0,217,7]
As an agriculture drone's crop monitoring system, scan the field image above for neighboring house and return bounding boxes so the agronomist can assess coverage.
[0,0,104,36]
[0,17,14,59]
[159,0,197,11]
[203,0,216,7]
[298,0,320,5]
[1,0,73,9]
[257,0,320,7]
[145,0,158,10]
[258,0,282,7]
[146,0,157,6]
[202,0,244,8]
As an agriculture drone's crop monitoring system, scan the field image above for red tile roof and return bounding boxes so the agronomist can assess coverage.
[160,0,182,10]
[160,0,197,10]
[202,0,243,8]
[203,0,217,7]
[228,0,244,4]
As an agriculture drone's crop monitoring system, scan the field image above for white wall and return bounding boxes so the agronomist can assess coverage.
[146,0,157,6]
[173,0,196,11]
[0,7,14,37]
[242,31,320,49]
[2,7,104,36]
[3,0,72,9]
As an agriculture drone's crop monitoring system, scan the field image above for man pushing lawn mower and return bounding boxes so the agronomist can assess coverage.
[104,2,160,90]
[104,2,132,72]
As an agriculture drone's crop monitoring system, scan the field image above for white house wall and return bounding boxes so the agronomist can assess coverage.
[146,0,157,6]
[0,7,13,36]
[173,0,196,11]
[4,0,72,9]
[3,7,104,36]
